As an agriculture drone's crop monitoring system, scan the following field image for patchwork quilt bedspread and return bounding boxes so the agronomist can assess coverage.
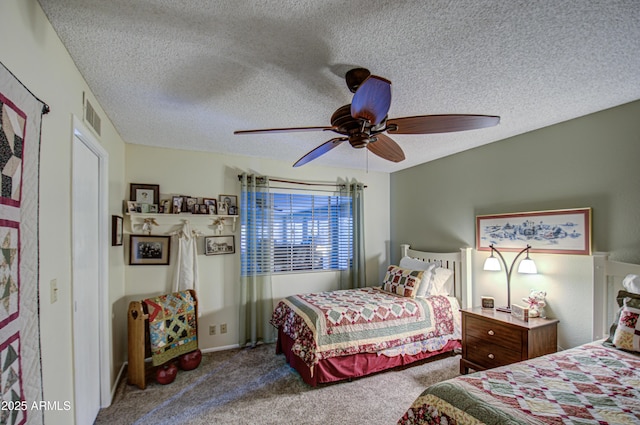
[398,342,640,425]
[270,287,456,368]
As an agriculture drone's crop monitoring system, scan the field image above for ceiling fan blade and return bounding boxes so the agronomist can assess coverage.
[387,114,500,134]
[293,138,347,167]
[367,134,405,163]
[234,126,333,135]
[350,75,392,126]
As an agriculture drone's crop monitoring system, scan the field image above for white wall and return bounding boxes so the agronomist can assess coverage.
[0,1,128,424]
[124,144,391,351]
[471,251,595,350]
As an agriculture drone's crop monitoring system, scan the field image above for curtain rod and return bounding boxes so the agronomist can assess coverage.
[237,174,367,188]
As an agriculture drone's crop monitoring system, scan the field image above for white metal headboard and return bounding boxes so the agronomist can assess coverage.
[592,252,640,340]
[400,244,473,308]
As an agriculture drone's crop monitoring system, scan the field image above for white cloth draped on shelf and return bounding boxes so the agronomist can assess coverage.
[172,220,199,294]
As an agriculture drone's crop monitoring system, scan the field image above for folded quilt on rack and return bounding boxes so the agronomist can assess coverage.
[143,291,198,366]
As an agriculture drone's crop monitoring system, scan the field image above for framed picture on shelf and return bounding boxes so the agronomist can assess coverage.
[476,207,592,254]
[159,199,171,214]
[186,197,198,213]
[219,195,237,215]
[203,198,217,215]
[204,235,235,255]
[130,183,160,205]
[112,215,123,246]
[125,200,139,214]
[172,196,184,214]
[129,235,171,265]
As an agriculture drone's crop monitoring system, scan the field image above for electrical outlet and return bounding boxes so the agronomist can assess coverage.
[50,279,58,304]
[220,323,227,334]
[209,325,216,335]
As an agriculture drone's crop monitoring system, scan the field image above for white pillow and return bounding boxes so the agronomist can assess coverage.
[428,267,454,296]
[623,274,640,294]
[399,256,437,297]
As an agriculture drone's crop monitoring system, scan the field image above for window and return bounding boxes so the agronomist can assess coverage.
[241,191,352,275]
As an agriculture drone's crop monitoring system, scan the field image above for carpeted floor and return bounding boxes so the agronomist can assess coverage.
[96,344,461,425]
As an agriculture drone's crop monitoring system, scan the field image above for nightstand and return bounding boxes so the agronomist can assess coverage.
[460,307,559,374]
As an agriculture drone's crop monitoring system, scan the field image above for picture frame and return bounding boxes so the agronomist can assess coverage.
[129,234,171,265]
[125,200,139,214]
[204,235,235,255]
[130,183,160,205]
[112,215,123,246]
[219,195,237,215]
[511,304,529,322]
[186,197,198,213]
[160,199,171,214]
[476,207,592,255]
[203,198,217,215]
[172,195,184,214]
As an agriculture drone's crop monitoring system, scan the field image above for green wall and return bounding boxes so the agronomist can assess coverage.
[390,100,640,264]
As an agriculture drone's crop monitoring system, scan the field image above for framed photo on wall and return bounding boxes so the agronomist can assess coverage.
[204,235,235,255]
[130,183,160,205]
[129,234,171,265]
[476,207,592,254]
[112,215,123,246]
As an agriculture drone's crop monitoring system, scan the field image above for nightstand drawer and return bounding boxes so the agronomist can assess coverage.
[465,335,522,369]
[464,315,522,352]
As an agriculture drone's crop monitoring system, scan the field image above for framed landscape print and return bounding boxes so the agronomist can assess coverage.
[476,207,592,255]
[205,235,235,255]
[129,234,171,265]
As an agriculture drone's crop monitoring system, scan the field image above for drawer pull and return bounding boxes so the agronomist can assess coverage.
[487,330,495,336]
[488,353,495,359]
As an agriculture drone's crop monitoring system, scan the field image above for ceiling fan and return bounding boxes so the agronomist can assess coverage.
[234,68,500,167]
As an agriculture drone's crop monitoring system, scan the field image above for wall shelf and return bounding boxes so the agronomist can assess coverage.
[125,212,238,233]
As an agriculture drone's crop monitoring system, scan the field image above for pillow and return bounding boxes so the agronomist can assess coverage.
[611,296,640,352]
[382,265,424,298]
[428,267,454,296]
[623,274,640,294]
[399,256,437,297]
[604,289,640,347]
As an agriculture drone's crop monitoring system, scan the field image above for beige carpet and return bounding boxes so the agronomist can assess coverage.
[96,344,460,425]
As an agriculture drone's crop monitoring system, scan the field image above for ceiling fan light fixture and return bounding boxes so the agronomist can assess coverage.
[349,133,370,149]
[234,68,500,167]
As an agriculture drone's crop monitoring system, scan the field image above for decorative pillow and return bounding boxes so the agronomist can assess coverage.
[604,290,640,347]
[382,265,424,298]
[623,274,640,294]
[399,256,437,297]
[612,297,640,352]
[428,267,454,296]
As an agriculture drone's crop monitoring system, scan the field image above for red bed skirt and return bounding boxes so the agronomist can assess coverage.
[275,328,461,386]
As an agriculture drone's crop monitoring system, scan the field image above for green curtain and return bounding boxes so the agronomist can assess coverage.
[239,173,275,346]
[340,182,366,289]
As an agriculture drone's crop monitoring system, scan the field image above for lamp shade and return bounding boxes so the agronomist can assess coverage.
[517,257,537,274]
[483,255,502,271]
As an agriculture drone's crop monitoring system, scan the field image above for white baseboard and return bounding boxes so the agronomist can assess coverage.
[201,344,240,354]
[103,362,127,408]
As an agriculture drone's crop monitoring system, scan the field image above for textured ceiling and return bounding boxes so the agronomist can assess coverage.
[38,0,640,173]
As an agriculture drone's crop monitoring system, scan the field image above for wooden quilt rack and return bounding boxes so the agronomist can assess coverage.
[127,289,198,389]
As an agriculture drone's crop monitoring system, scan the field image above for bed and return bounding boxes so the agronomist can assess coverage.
[270,245,472,386]
[398,257,640,425]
